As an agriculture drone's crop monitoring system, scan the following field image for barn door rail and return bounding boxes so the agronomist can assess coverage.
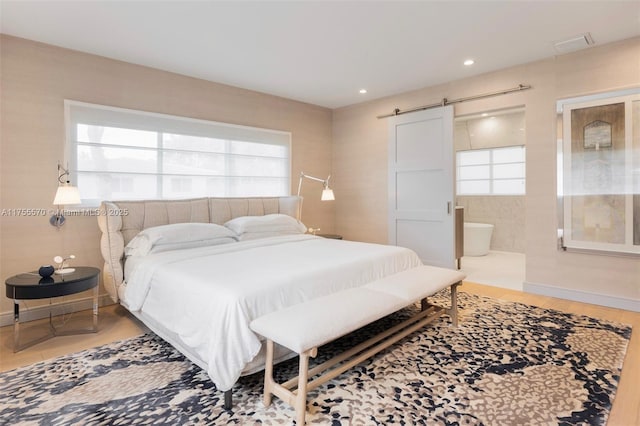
[376,84,532,119]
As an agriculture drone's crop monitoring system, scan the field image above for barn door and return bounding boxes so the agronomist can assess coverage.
[388,106,455,269]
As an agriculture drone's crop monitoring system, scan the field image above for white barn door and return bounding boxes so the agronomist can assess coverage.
[388,106,455,269]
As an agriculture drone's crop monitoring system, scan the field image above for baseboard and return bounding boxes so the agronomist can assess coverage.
[523,281,640,313]
[0,294,114,328]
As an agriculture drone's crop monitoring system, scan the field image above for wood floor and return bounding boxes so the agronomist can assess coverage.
[0,281,637,425]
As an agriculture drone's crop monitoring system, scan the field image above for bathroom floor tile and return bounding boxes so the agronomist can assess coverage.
[461,250,525,291]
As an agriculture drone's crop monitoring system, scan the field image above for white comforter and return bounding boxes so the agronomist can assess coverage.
[123,234,422,391]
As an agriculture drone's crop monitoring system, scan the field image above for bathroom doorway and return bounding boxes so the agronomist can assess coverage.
[454,107,526,291]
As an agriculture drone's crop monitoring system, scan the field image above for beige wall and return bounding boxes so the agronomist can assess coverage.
[0,35,334,319]
[333,37,640,309]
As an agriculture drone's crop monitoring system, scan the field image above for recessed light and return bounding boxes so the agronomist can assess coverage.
[359,89,367,94]
[463,59,474,66]
[481,113,488,117]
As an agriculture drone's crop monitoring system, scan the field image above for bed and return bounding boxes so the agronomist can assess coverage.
[97,196,426,399]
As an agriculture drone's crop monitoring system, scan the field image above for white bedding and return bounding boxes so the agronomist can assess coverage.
[122,234,422,391]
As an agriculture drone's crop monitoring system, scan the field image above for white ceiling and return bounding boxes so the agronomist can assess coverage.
[1,1,639,109]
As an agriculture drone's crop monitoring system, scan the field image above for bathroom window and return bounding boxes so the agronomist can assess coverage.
[456,146,526,195]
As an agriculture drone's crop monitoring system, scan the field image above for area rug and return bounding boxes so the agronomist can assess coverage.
[0,292,631,425]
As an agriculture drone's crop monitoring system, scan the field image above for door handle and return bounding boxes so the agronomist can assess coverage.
[447,201,452,215]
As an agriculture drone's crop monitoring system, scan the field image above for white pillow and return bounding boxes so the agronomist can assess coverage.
[224,214,306,240]
[125,222,238,257]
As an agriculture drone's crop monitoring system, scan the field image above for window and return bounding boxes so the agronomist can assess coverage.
[65,101,291,206]
[456,146,526,195]
[557,88,639,255]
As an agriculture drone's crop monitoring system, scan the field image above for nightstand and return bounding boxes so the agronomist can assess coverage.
[5,266,100,352]
[316,234,343,240]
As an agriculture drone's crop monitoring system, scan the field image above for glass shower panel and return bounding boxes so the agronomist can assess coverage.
[558,89,640,254]
[569,102,625,245]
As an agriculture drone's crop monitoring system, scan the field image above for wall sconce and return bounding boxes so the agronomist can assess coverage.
[50,163,81,228]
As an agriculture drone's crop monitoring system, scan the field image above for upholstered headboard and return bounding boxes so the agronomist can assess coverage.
[97,196,302,302]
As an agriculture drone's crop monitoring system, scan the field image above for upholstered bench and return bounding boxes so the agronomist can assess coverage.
[250,265,465,424]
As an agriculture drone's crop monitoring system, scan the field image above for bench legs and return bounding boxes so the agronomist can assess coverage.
[295,352,310,425]
[261,281,463,424]
[264,339,315,424]
[264,340,274,407]
[422,280,461,327]
[446,281,461,327]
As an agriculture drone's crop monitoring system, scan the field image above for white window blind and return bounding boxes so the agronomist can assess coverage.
[65,101,291,206]
[457,146,526,195]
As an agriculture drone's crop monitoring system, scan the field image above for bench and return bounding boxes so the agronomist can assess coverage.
[250,265,465,424]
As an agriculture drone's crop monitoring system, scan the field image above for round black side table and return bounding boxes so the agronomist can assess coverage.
[5,266,100,352]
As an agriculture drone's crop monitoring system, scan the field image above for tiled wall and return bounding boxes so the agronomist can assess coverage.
[456,196,525,253]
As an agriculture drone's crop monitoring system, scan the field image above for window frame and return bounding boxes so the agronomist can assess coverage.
[64,100,292,207]
[456,145,526,196]
[557,88,640,255]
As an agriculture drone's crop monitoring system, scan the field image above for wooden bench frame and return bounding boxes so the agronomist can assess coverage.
[261,281,461,425]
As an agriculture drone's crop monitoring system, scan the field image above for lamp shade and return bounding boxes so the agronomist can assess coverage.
[321,188,335,201]
[53,184,81,205]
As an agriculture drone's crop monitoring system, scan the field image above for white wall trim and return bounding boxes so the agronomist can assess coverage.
[524,281,640,313]
[0,294,114,328]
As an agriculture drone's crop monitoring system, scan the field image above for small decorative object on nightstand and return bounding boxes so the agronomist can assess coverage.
[38,265,55,278]
[5,266,100,352]
[53,254,76,274]
[317,234,343,240]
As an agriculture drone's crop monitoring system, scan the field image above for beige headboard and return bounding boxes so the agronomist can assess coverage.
[97,196,302,302]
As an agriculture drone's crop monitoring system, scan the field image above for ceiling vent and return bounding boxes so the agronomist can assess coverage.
[554,33,595,54]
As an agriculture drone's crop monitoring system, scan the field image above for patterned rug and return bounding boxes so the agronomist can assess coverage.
[0,292,632,425]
